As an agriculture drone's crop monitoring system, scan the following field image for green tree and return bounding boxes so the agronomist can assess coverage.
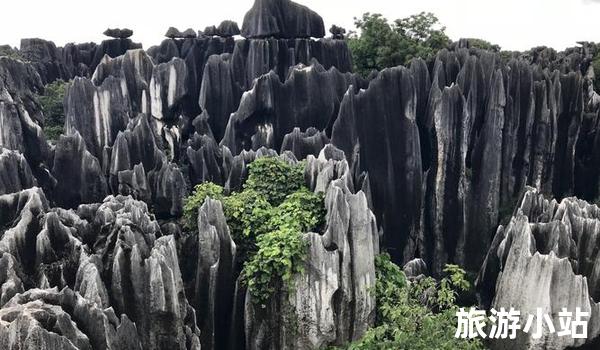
[462,38,501,52]
[39,80,69,141]
[348,12,451,76]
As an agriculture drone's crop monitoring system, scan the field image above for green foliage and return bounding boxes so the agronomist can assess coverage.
[223,189,273,265]
[244,157,305,206]
[269,189,326,233]
[39,80,69,141]
[243,226,309,306]
[183,182,225,230]
[182,157,325,307]
[345,253,484,350]
[240,189,325,306]
[348,12,450,76]
[463,38,501,52]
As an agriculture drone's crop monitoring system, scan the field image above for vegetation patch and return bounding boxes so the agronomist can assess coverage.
[183,156,324,307]
[244,157,305,206]
[343,254,485,350]
[348,12,450,76]
[39,80,69,141]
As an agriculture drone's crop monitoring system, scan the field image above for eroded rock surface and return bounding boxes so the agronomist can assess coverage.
[478,187,600,349]
[241,0,325,39]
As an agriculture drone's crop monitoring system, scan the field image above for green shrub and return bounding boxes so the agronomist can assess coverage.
[345,254,485,350]
[269,189,326,233]
[183,157,325,307]
[243,226,309,307]
[223,189,273,265]
[244,157,305,206]
[183,182,225,230]
[240,189,325,306]
[39,80,69,141]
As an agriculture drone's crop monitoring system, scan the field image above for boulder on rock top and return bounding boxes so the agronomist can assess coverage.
[103,28,134,39]
[241,0,325,39]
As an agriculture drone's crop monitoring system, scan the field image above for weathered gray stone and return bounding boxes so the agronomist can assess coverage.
[478,187,600,349]
[241,0,325,39]
[0,148,36,195]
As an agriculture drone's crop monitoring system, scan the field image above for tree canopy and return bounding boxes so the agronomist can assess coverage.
[348,12,451,76]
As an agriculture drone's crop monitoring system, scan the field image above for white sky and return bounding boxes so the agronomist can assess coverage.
[0,0,599,51]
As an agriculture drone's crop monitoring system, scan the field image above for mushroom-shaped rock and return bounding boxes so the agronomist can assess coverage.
[182,28,197,38]
[217,20,240,37]
[103,28,134,39]
[165,27,183,39]
[203,25,218,37]
[241,0,325,39]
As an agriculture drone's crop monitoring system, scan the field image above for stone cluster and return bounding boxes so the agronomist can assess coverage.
[1,0,600,348]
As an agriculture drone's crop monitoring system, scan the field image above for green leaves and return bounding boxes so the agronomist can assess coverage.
[39,80,69,141]
[244,157,305,206]
[243,226,308,307]
[269,189,325,233]
[182,157,325,307]
[183,182,225,230]
[344,254,484,350]
[348,12,451,77]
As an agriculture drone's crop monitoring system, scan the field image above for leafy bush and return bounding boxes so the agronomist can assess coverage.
[223,189,273,265]
[269,189,326,233]
[183,182,225,229]
[243,226,309,306]
[39,80,69,141]
[244,157,305,206]
[462,38,501,52]
[183,157,325,307]
[345,254,485,350]
[348,12,450,76]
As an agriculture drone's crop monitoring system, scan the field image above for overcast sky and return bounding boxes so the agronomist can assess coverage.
[0,0,598,51]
